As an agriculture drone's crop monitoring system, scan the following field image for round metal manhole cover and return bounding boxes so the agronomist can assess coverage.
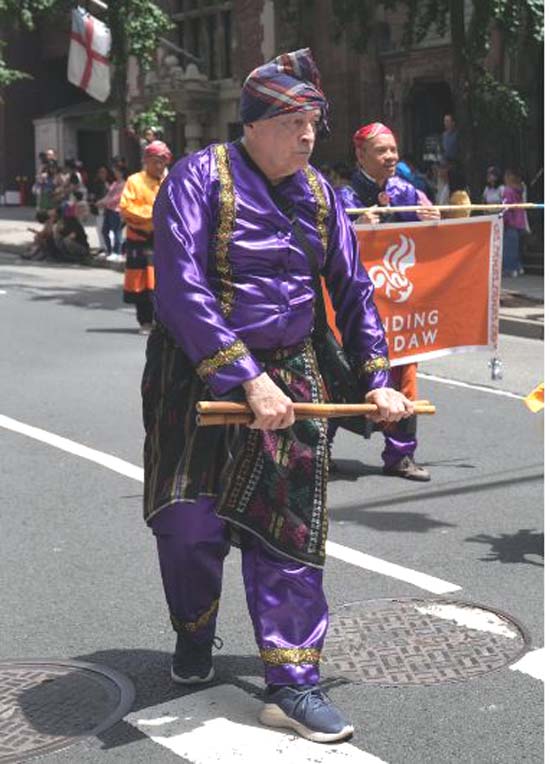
[0,659,135,763]
[323,598,529,687]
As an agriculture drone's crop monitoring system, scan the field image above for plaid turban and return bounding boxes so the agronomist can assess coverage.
[353,122,396,148]
[240,48,329,134]
[144,140,173,162]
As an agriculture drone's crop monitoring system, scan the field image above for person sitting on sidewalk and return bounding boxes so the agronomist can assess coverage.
[23,208,59,260]
[52,211,91,264]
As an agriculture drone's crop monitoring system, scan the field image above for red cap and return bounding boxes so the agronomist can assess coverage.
[144,140,173,163]
[353,122,395,147]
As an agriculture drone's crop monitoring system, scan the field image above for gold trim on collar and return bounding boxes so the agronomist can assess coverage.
[197,339,250,380]
[213,144,236,318]
[304,167,329,253]
[260,647,321,666]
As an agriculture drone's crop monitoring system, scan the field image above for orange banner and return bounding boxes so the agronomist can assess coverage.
[325,216,502,367]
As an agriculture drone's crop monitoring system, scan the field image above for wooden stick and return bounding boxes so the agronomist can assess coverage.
[197,401,433,415]
[196,401,436,427]
[346,202,544,215]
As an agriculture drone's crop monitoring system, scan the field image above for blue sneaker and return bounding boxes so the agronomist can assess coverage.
[171,634,221,685]
[259,684,354,742]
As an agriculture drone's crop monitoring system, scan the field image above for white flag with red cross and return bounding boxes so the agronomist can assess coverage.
[67,6,111,102]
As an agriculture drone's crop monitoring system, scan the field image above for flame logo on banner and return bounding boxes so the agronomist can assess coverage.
[368,235,416,303]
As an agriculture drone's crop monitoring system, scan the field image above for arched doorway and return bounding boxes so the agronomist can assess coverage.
[404,81,453,167]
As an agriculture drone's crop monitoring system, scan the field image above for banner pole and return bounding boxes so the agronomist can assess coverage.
[346,203,544,215]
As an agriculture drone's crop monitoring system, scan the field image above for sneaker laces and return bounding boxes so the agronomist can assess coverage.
[287,685,330,715]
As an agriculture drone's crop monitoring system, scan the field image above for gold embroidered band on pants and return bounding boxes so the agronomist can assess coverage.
[260,647,321,666]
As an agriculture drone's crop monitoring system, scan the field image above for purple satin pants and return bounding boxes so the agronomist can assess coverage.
[151,497,328,685]
[327,421,416,467]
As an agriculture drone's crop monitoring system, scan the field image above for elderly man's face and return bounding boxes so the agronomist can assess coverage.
[245,110,320,181]
[356,133,398,183]
[144,155,168,179]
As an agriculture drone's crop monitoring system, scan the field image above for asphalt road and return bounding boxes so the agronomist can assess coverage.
[0,254,544,764]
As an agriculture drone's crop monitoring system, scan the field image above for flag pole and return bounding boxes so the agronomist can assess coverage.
[86,0,202,65]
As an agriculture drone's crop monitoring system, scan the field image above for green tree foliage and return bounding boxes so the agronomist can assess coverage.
[330,0,543,188]
[132,95,176,135]
[0,1,173,113]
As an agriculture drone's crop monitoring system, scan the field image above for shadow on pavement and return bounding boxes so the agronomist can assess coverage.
[16,648,267,752]
[332,470,543,515]
[329,459,381,481]
[329,507,456,533]
[465,528,544,566]
[86,328,140,335]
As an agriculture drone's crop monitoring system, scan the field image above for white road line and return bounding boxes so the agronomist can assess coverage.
[0,414,144,482]
[126,684,386,763]
[0,414,462,594]
[417,372,525,400]
[1,413,462,594]
[326,541,461,594]
[509,648,546,682]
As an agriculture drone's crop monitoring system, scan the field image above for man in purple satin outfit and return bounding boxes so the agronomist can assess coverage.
[334,122,440,482]
[143,50,413,743]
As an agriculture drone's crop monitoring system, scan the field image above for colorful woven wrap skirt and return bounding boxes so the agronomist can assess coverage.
[141,325,329,568]
[123,235,155,304]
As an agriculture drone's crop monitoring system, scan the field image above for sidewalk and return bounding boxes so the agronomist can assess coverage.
[0,206,544,340]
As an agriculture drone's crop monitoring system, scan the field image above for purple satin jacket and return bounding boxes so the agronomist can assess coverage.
[337,171,422,223]
[152,142,390,396]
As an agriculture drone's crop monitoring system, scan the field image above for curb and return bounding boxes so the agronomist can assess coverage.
[499,315,544,341]
[1,241,544,341]
[0,242,125,272]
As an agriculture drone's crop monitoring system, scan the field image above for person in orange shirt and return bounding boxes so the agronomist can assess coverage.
[119,140,172,333]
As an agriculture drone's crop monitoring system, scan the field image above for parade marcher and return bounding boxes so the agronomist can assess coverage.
[144,49,413,742]
[335,121,440,481]
[119,141,172,333]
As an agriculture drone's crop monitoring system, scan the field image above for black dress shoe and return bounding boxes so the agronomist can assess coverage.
[383,455,431,481]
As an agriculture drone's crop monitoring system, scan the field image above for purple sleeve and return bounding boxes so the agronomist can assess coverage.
[335,184,363,214]
[324,183,390,392]
[387,177,422,222]
[153,155,262,396]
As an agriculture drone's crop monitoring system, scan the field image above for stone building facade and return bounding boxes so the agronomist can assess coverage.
[1,0,543,237]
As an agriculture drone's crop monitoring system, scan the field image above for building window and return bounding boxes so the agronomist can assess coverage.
[174,1,233,80]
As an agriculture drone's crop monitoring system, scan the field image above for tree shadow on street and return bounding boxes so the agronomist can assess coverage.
[465,528,544,566]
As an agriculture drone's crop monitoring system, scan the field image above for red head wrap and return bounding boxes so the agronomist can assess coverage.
[353,122,396,148]
[144,140,173,163]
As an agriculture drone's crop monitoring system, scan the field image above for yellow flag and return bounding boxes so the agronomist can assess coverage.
[524,383,544,413]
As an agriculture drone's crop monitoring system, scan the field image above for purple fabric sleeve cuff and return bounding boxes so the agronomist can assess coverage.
[359,368,391,396]
[205,354,263,397]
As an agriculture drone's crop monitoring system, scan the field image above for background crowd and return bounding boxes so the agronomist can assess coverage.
[25,115,531,278]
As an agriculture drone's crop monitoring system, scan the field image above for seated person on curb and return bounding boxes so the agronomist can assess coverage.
[24,208,58,261]
[334,122,440,482]
[52,211,90,264]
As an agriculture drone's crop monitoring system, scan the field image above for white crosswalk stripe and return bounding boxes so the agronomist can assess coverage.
[126,684,386,763]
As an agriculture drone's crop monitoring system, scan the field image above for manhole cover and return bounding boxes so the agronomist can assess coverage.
[0,659,135,763]
[323,598,529,686]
